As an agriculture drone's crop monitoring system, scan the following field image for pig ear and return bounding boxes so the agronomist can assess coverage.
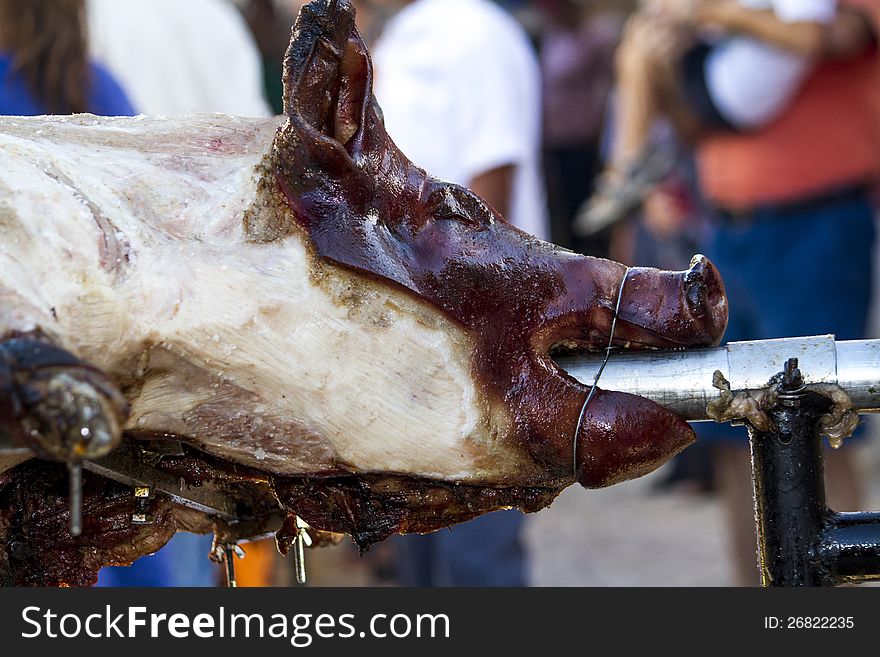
[282,0,373,161]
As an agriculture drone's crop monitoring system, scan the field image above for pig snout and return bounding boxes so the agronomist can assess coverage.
[680,255,728,344]
[614,255,727,349]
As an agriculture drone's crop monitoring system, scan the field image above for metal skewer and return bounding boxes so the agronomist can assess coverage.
[218,543,246,588]
[293,515,312,585]
[224,545,237,588]
[556,335,880,421]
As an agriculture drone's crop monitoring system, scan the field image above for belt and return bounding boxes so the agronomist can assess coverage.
[715,184,868,223]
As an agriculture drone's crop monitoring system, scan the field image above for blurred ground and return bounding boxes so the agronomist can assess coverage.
[528,439,880,587]
[302,431,880,587]
[524,464,731,586]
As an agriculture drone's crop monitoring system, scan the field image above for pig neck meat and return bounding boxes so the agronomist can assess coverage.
[0,114,547,488]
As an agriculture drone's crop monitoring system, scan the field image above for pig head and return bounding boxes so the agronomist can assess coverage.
[267,0,727,493]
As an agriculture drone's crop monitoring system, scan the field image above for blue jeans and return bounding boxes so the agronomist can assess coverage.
[393,510,527,586]
[96,532,218,587]
[697,192,876,442]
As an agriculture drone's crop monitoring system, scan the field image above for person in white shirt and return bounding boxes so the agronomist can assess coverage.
[698,0,838,131]
[361,0,548,586]
[371,0,548,241]
[576,0,838,236]
[87,0,272,116]
[88,0,271,589]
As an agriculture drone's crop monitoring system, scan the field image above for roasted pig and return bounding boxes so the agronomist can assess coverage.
[0,0,726,585]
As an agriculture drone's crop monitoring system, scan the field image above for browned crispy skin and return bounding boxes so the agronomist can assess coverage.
[153,448,560,550]
[273,475,560,549]
[0,446,557,584]
[0,461,176,587]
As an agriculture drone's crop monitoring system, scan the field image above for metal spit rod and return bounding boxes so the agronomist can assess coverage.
[556,334,880,422]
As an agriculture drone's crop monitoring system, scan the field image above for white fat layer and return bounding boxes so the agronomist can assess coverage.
[0,114,512,482]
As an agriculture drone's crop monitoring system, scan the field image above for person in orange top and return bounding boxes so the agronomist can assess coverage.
[692,0,880,585]
[698,5,880,209]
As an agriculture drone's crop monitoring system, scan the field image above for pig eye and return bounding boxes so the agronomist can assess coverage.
[435,207,479,228]
[430,187,484,229]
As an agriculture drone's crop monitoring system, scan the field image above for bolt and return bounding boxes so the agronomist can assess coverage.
[782,358,804,391]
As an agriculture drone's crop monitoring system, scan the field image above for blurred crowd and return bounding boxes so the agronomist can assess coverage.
[2,0,878,587]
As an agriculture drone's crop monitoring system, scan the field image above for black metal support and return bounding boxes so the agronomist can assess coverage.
[748,358,880,586]
[818,512,880,583]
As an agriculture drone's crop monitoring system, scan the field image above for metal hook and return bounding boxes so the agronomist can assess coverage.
[216,543,246,588]
[67,461,82,537]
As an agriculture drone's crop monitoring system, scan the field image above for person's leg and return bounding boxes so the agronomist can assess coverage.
[611,14,701,171]
[611,14,665,171]
[576,15,702,237]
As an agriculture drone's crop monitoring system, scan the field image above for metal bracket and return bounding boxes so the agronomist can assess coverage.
[81,440,285,543]
[749,357,880,586]
[83,441,240,519]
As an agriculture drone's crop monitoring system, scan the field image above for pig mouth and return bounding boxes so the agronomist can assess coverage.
[546,321,688,357]
[537,317,687,406]
[532,313,703,490]
[531,256,728,488]
[542,312,695,366]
